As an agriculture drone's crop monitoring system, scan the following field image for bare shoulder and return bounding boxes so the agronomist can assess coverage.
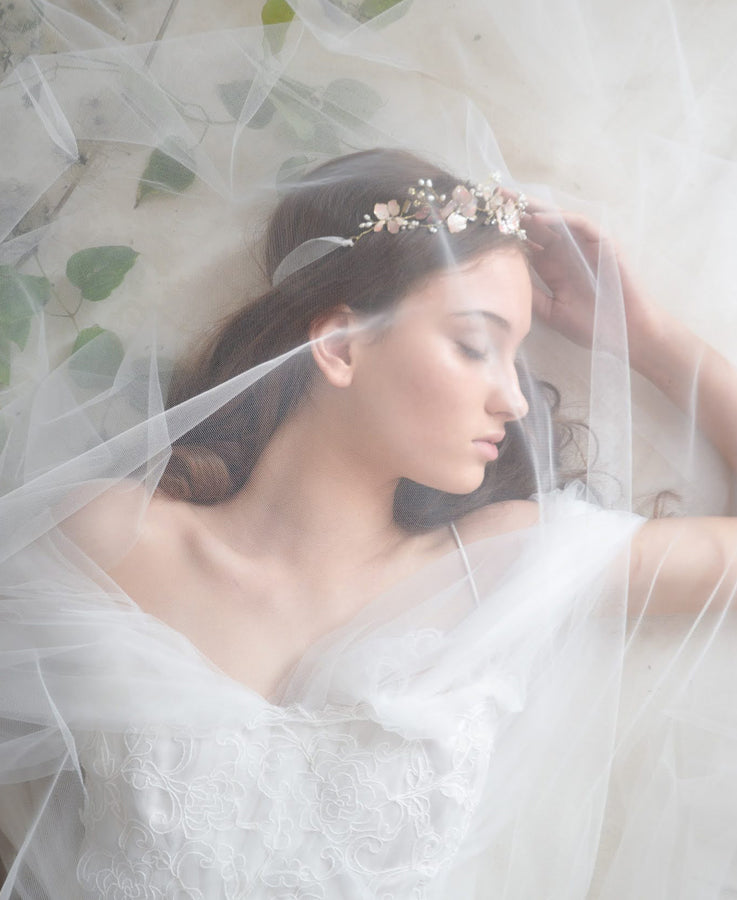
[454,499,539,545]
[60,481,195,572]
[629,515,737,614]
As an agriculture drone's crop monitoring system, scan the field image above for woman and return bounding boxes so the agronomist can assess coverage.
[96,150,537,702]
[88,146,736,692]
[3,144,737,898]
[4,1,737,894]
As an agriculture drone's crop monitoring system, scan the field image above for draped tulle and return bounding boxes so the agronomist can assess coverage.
[2,1,737,898]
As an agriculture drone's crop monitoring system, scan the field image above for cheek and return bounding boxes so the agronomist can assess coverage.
[372,339,472,437]
[409,362,464,422]
[349,337,492,493]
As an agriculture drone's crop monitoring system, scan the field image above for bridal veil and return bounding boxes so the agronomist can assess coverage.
[1,1,737,897]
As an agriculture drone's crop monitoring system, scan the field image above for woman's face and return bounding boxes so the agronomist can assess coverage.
[345,248,532,494]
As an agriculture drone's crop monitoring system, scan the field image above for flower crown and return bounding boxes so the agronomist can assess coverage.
[271,174,527,285]
[354,174,527,241]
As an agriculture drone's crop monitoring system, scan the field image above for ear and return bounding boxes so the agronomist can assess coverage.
[308,305,359,388]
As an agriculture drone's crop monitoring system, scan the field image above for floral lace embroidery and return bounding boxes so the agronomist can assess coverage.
[76,701,495,899]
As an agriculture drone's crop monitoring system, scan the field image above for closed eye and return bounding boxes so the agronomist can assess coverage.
[456,342,488,361]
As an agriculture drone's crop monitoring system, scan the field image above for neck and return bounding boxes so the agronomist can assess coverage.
[214,398,409,576]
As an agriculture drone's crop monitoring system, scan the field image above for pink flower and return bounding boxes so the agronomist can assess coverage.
[373,199,406,233]
[496,198,522,235]
[446,212,469,233]
[451,185,477,218]
[440,185,477,232]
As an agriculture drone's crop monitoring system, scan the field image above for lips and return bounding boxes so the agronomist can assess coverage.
[472,435,503,461]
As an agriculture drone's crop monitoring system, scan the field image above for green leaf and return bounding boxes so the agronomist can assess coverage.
[70,326,125,381]
[66,246,139,302]
[323,78,383,123]
[270,93,318,143]
[278,77,315,103]
[357,0,409,20]
[311,123,341,155]
[218,80,250,119]
[0,266,46,350]
[276,155,311,194]
[72,325,106,353]
[2,312,31,350]
[217,80,276,128]
[262,0,295,54]
[136,147,196,207]
[0,267,50,308]
[0,337,11,387]
[270,88,342,152]
[0,287,32,350]
[262,0,295,26]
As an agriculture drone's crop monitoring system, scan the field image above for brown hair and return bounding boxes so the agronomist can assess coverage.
[159,148,577,527]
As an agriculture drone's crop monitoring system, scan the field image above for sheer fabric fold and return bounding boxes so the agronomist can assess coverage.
[2,1,737,897]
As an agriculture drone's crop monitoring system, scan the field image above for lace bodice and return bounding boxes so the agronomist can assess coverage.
[74,525,494,898]
[77,698,495,899]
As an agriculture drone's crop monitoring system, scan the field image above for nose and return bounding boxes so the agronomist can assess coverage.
[486,363,529,422]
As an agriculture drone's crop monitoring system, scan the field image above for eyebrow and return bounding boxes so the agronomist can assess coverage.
[450,310,511,332]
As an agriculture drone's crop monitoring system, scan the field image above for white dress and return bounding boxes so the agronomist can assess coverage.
[3,1,737,898]
[74,529,494,899]
[17,486,645,900]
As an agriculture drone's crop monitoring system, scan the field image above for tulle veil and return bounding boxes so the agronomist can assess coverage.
[1,1,737,897]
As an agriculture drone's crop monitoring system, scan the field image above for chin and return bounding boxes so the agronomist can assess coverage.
[420,466,488,497]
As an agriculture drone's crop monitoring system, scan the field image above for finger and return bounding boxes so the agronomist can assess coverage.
[531,286,554,322]
[522,232,545,253]
[501,183,604,239]
[521,213,561,247]
[530,209,602,243]
[530,265,554,299]
[517,194,552,216]
[499,186,550,214]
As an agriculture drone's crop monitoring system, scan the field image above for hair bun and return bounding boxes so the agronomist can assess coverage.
[159,443,239,504]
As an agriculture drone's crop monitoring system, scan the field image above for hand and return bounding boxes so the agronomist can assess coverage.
[522,201,737,476]
[523,202,658,357]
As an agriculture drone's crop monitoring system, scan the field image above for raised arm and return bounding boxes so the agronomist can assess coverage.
[629,515,737,615]
[524,206,737,614]
[526,207,737,474]
[629,308,737,474]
